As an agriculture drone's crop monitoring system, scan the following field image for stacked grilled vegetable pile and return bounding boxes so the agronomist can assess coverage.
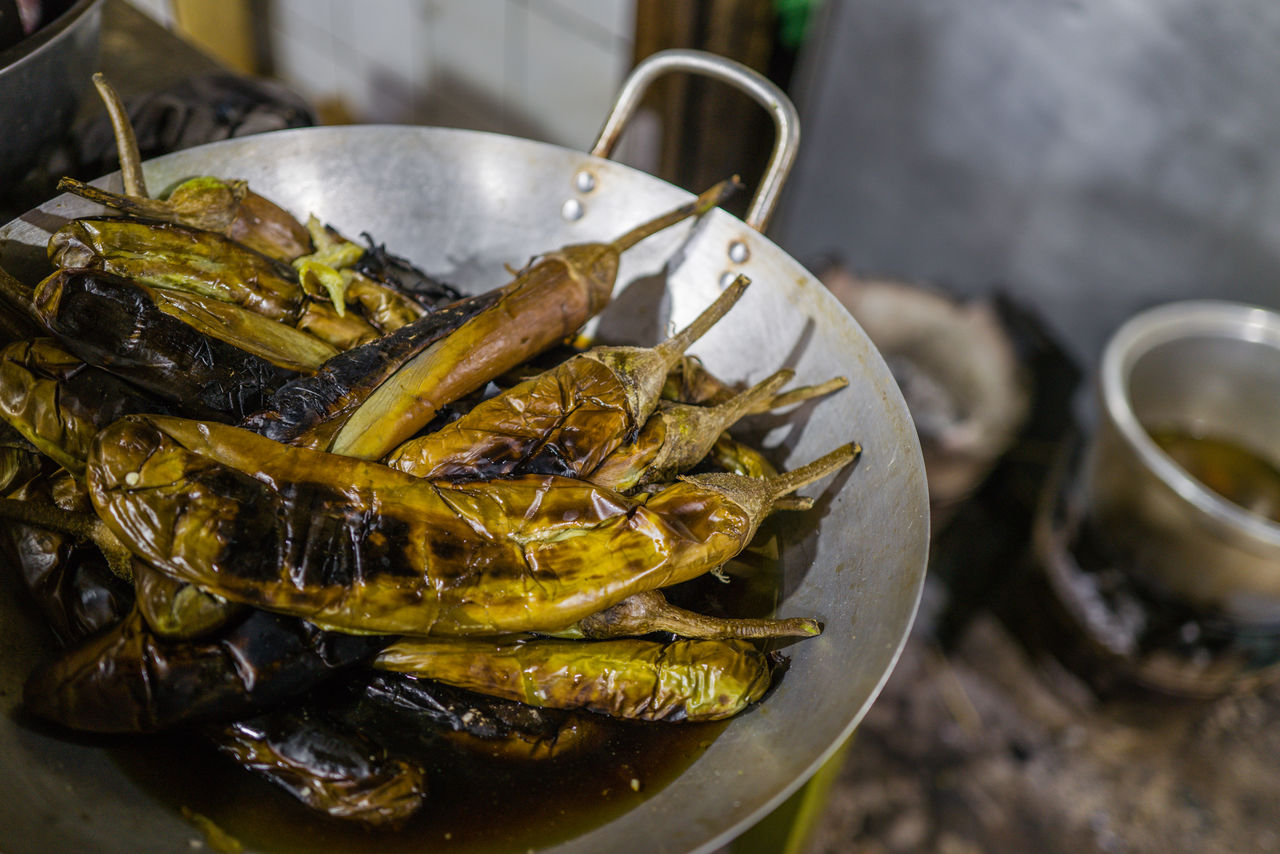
[0,78,858,830]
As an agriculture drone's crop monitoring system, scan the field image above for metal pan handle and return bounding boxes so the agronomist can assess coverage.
[591,49,800,233]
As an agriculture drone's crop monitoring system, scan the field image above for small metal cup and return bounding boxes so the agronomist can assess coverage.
[1084,301,1280,625]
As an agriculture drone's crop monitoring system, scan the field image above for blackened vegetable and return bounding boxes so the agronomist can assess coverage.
[58,176,315,263]
[210,709,427,826]
[241,288,505,445]
[0,338,176,475]
[47,217,378,350]
[384,275,750,481]
[31,269,299,421]
[22,607,385,733]
[1,472,133,645]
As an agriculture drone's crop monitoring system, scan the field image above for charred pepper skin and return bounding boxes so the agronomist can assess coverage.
[48,217,379,350]
[374,636,775,722]
[85,415,761,637]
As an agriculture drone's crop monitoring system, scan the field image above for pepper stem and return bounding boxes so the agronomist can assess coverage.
[609,176,741,252]
[0,497,135,580]
[57,177,172,218]
[93,72,148,199]
[576,590,822,640]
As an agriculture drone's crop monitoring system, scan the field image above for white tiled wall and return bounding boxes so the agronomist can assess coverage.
[266,0,637,150]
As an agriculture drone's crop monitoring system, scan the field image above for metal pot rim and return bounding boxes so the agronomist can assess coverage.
[1099,299,1280,546]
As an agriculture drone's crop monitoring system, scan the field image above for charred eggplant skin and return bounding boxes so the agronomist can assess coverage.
[211,708,427,827]
[32,269,295,421]
[22,607,386,733]
[241,287,504,445]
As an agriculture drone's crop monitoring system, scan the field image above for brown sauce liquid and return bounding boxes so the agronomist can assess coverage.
[107,537,789,853]
[111,717,726,854]
[1148,427,1280,524]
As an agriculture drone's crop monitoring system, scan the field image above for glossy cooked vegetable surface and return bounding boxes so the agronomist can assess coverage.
[0,160,866,841]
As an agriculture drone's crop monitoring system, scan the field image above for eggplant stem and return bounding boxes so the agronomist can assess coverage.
[766,443,862,501]
[92,72,148,198]
[653,274,750,363]
[610,176,741,252]
[704,367,793,425]
[752,376,849,414]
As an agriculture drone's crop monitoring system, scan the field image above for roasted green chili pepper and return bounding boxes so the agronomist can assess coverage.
[22,607,386,733]
[47,217,378,350]
[375,636,775,722]
[134,561,244,640]
[31,268,299,421]
[0,338,177,475]
[210,709,427,826]
[86,414,856,636]
[328,178,740,460]
[385,275,749,481]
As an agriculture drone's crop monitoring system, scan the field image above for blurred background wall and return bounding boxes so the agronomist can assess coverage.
[122,0,1280,376]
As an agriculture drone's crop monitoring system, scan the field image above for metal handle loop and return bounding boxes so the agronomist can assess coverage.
[591,49,801,232]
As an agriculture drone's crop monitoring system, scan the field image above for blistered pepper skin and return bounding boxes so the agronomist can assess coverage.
[86,415,755,637]
[375,636,774,722]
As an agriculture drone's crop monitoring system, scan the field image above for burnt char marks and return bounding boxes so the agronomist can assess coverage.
[275,480,419,590]
[188,464,284,585]
[245,289,504,443]
[43,270,292,421]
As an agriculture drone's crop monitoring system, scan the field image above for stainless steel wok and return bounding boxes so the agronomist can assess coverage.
[0,51,928,854]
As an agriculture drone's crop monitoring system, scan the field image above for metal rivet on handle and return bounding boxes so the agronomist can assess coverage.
[728,240,750,264]
[574,170,596,193]
[561,199,584,221]
[719,271,738,289]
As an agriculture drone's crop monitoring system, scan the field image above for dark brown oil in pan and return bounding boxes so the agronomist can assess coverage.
[105,536,794,853]
[110,715,726,854]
